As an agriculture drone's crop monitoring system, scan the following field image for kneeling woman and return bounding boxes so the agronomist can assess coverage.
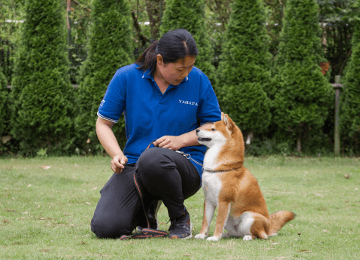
[91,29,221,239]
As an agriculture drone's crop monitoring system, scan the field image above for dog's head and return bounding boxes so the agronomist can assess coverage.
[196,112,242,148]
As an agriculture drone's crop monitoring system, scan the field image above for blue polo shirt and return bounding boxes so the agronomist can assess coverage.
[97,63,221,177]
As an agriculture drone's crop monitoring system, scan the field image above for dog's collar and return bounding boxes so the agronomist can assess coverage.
[203,167,241,173]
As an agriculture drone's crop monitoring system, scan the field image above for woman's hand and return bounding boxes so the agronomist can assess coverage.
[111,154,128,173]
[153,136,185,150]
[153,123,213,151]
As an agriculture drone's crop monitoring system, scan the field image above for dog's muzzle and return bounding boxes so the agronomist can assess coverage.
[196,129,212,142]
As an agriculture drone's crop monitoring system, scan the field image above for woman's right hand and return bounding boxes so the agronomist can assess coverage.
[111,154,128,173]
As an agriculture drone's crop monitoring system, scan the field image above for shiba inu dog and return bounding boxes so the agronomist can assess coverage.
[195,113,295,241]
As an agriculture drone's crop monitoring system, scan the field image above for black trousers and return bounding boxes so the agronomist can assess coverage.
[91,147,201,238]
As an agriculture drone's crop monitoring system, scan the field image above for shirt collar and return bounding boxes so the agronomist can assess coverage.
[142,69,189,84]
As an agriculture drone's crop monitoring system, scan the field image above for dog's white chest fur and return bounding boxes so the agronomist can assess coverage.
[202,171,222,205]
[203,144,223,170]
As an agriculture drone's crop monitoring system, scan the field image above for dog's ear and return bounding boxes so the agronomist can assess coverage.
[222,113,228,125]
[224,114,236,132]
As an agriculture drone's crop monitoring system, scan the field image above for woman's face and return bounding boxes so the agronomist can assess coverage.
[156,55,196,86]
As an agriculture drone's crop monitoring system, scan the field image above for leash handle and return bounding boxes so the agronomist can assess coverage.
[146,139,158,150]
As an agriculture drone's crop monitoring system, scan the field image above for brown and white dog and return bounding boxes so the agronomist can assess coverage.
[195,113,295,241]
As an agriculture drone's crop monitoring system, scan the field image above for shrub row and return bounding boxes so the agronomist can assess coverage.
[0,0,359,157]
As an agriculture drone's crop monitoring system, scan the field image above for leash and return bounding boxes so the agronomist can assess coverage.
[119,228,167,240]
[175,150,203,168]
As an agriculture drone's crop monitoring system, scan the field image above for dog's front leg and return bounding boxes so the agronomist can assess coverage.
[207,201,230,241]
[195,200,215,239]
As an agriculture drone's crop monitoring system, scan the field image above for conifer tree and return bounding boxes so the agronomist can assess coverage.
[10,0,75,155]
[341,8,360,149]
[160,0,216,85]
[75,0,133,153]
[273,0,333,153]
[216,0,272,141]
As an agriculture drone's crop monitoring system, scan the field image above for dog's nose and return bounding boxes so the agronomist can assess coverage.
[196,129,200,133]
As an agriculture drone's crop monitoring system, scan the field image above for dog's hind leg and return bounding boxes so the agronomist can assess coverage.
[223,215,239,238]
[195,200,215,239]
[248,212,270,240]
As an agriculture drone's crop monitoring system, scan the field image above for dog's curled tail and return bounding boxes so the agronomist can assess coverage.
[268,211,295,236]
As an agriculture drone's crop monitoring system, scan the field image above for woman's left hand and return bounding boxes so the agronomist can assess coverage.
[153,136,185,150]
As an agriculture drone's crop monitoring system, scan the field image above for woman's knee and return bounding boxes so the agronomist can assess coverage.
[91,214,134,239]
[137,148,175,173]
[138,148,160,169]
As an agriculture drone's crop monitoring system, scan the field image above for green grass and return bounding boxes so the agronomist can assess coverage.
[0,156,359,259]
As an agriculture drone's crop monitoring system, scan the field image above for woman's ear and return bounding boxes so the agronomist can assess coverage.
[157,54,164,66]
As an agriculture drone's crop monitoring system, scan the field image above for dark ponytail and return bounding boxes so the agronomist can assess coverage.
[136,41,159,76]
[136,29,198,76]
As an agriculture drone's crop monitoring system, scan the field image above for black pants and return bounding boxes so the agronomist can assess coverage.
[91,147,201,238]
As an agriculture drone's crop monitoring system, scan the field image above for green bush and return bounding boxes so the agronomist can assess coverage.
[215,0,272,140]
[341,9,360,152]
[160,0,216,85]
[75,0,133,154]
[10,0,75,156]
[272,0,333,153]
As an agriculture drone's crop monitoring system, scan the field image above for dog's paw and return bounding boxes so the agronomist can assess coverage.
[207,236,220,242]
[243,235,253,241]
[194,233,207,239]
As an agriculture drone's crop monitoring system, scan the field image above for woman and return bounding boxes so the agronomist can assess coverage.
[91,29,221,239]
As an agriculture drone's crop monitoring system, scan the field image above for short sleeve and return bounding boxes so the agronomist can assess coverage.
[97,69,126,123]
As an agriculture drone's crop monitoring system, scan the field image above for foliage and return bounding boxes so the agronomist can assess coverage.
[160,0,216,85]
[318,0,358,80]
[10,0,76,156]
[128,0,163,50]
[0,68,8,136]
[216,0,272,140]
[205,0,232,69]
[75,0,133,154]
[341,4,360,153]
[0,0,25,83]
[0,68,18,155]
[272,0,334,153]
[263,0,287,57]
[67,0,92,45]
[0,0,25,42]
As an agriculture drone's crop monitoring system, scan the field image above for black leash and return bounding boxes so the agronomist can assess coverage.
[119,228,167,240]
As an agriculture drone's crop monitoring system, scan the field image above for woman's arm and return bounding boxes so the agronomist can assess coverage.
[153,122,213,150]
[96,117,128,173]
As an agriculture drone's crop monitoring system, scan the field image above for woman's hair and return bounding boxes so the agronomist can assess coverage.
[136,29,198,75]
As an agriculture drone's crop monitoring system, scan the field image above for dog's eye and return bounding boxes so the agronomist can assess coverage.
[211,128,216,131]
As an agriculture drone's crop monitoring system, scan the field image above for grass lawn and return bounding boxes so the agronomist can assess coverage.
[0,155,359,259]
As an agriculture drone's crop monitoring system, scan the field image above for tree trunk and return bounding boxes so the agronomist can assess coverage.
[145,0,162,40]
[297,136,301,153]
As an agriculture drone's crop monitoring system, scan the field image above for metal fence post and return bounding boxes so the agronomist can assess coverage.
[333,75,343,157]
[67,0,72,46]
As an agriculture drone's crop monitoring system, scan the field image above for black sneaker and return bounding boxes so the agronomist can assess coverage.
[168,208,192,239]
